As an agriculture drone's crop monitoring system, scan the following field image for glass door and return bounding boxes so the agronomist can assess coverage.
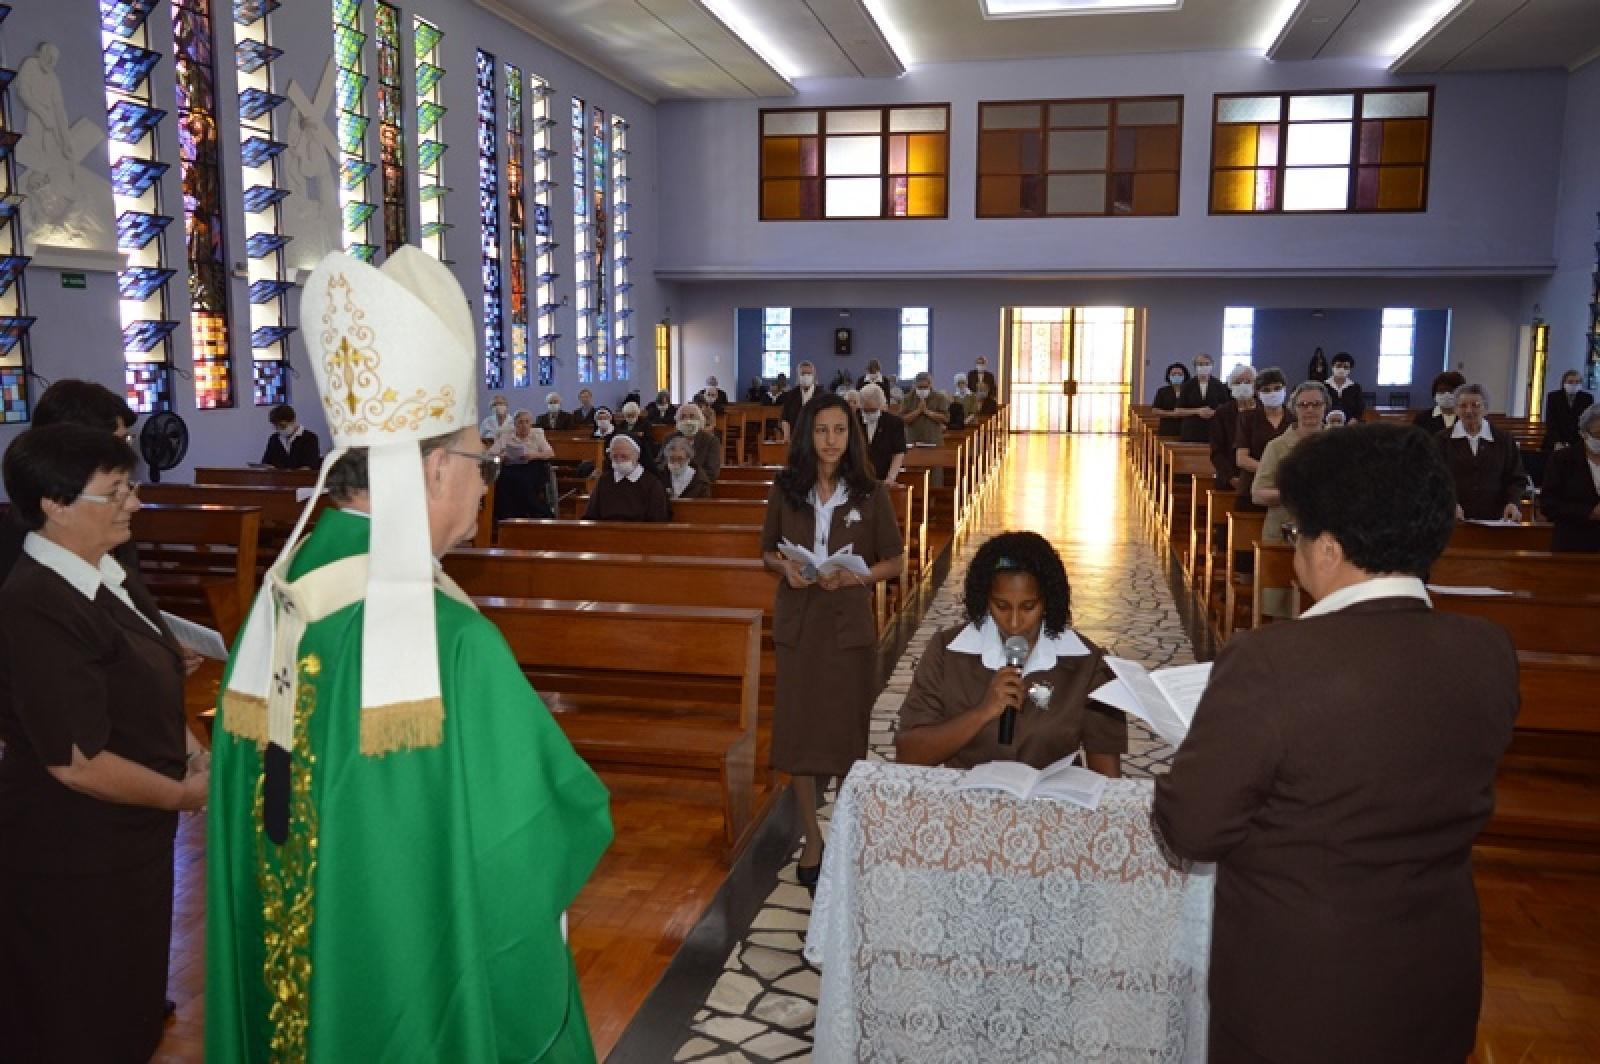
[1005,306,1138,433]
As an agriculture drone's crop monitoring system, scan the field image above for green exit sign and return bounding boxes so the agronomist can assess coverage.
[60,272,87,289]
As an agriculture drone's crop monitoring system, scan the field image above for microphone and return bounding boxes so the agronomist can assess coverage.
[999,635,1029,745]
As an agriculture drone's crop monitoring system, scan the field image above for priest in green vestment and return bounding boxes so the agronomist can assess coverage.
[207,248,613,1062]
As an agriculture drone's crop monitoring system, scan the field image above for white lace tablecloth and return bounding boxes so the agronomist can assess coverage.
[805,761,1214,1063]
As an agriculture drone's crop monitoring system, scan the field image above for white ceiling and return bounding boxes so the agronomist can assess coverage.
[477,0,1600,101]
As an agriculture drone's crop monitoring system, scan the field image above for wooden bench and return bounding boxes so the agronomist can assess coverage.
[478,597,762,850]
[498,519,763,558]
[195,466,317,488]
[130,503,261,644]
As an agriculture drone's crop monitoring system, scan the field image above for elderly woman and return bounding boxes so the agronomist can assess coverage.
[1156,423,1518,1063]
[492,411,555,520]
[1233,367,1291,506]
[590,406,616,440]
[762,394,904,889]
[479,394,512,442]
[1437,383,1525,522]
[1210,364,1257,489]
[616,400,656,468]
[1413,370,1466,436]
[493,409,555,463]
[859,383,907,482]
[897,531,1125,773]
[661,403,722,482]
[1254,381,1330,616]
[1540,404,1600,552]
[0,425,209,1062]
[645,389,677,425]
[659,435,712,500]
[584,435,670,522]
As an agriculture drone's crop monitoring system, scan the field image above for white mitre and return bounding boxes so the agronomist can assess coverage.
[222,247,477,757]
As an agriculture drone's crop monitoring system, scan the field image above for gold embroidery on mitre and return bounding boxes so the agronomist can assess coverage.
[255,653,321,1063]
[359,696,445,757]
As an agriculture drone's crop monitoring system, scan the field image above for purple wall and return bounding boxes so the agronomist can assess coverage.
[734,307,903,387]
[1250,307,1449,399]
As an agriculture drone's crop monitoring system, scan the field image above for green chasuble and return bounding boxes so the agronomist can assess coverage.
[207,508,613,1062]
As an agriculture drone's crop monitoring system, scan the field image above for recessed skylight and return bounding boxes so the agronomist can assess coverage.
[982,0,1182,18]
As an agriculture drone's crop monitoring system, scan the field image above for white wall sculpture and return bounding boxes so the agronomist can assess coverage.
[281,57,341,270]
[13,43,115,254]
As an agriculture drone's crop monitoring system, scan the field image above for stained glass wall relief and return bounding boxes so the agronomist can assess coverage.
[414,17,447,260]
[477,50,504,388]
[375,2,407,253]
[590,105,608,381]
[760,105,950,220]
[1211,88,1433,214]
[504,66,528,388]
[572,96,591,384]
[610,114,631,380]
[235,0,292,404]
[0,5,33,422]
[102,0,176,413]
[334,0,376,260]
[531,75,556,387]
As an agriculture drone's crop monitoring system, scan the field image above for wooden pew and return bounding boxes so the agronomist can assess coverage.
[498,519,763,558]
[130,503,261,643]
[478,597,762,850]
[195,466,317,488]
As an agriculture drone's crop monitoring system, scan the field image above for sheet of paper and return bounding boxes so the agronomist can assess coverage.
[1098,657,1197,748]
[1425,584,1514,597]
[817,550,870,577]
[1465,519,1522,528]
[954,760,1039,800]
[160,611,228,660]
[1031,765,1108,811]
[1149,662,1212,727]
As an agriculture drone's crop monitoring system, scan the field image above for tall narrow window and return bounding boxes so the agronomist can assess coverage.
[333,0,376,261]
[505,65,528,388]
[760,105,950,220]
[610,115,631,381]
[476,49,503,388]
[234,0,293,405]
[414,18,447,259]
[104,0,178,413]
[374,1,407,253]
[1220,307,1254,377]
[1379,308,1416,386]
[573,96,593,384]
[590,105,608,382]
[0,4,36,422]
[761,308,791,379]
[531,76,557,387]
[899,308,930,379]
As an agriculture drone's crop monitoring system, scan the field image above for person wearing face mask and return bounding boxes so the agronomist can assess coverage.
[590,407,616,441]
[260,404,323,470]
[1152,362,1190,437]
[1210,365,1257,490]
[1233,367,1292,508]
[1413,371,1466,436]
[856,358,894,393]
[536,392,573,431]
[585,435,671,523]
[615,401,657,469]
[479,395,512,443]
[657,435,711,501]
[779,360,820,443]
[1253,381,1333,615]
[896,531,1125,773]
[695,376,728,415]
[662,406,723,482]
[972,384,999,420]
[1325,353,1365,422]
[1436,383,1526,523]
[763,376,788,406]
[491,411,556,519]
[645,390,677,426]
[843,389,861,415]
[857,384,907,482]
[1176,354,1230,444]
[967,357,997,399]
[901,372,951,446]
[1541,369,1594,458]
[1540,404,1600,552]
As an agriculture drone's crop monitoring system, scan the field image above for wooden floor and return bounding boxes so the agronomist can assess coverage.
[151,433,1600,1061]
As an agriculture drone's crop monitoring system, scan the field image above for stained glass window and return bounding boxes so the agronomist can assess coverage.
[761,308,791,379]
[590,106,608,382]
[102,0,175,413]
[236,0,291,404]
[174,0,234,408]
[505,66,528,388]
[1220,307,1254,377]
[573,97,592,384]
[477,50,504,389]
[899,307,929,379]
[415,18,447,260]
[760,105,950,220]
[334,0,376,259]
[530,76,556,387]
[610,115,631,380]
[374,2,407,253]
[0,3,33,421]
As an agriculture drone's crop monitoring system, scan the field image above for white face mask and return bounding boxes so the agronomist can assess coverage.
[1195,365,1212,379]
[678,421,701,435]
[596,419,612,432]
[1231,383,1254,400]
[975,364,987,373]
[1332,366,1349,379]
[614,459,636,477]
[862,409,880,423]
[915,387,930,399]
[547,401,561,411]
[1565,382,1580,396]
[1436,392,1458,410]
[492,407,507,420]
[1259,389,1286,409]
[1585,435,1600,454]
[799,373,815,388]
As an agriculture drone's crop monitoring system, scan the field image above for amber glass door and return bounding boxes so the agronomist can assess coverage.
[1005,306,1138,433]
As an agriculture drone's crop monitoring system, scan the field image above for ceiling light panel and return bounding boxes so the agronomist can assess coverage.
[1387,0,1468,60]
[982,0,1182,18]
[699,0,803,80]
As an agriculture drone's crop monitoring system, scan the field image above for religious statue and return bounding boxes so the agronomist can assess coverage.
[14,43,115,253]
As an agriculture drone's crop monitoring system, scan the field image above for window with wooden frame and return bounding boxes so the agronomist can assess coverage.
[1210,88,1433,214]
[760,105,949,221]
[977,96,1181,217]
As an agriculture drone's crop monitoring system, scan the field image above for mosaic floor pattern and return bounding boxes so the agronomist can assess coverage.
[670,436,1196,1062]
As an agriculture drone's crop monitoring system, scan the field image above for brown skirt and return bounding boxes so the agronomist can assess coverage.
[771,639,875,777]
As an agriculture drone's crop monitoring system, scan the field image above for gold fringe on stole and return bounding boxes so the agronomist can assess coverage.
[359,697,445,756]
[220,691,269,746]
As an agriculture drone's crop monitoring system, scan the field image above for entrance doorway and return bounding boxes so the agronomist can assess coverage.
[1003,306,1140,433]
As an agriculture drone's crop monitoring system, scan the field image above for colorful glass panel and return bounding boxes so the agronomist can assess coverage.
[335,0,375,256]
[477,50,503,388]
[110,156,170,197]
[414,17,446,260]
[104,41,161,92]
[119,266,178,301]
[375,1,407,253]
[506,66,528,388]
[175,0,232,407]
[107,100,167,143]
[238,87,285,120]
[572,96,591,384]
[101,0,163,37]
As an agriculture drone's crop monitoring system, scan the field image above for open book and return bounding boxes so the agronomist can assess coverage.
[1090,658,1212,748]
[777,539,871,577]
[954,753,1108,810]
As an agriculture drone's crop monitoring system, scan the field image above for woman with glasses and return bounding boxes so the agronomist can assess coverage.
[0,425,210,1062]
[1252,381,1331,616]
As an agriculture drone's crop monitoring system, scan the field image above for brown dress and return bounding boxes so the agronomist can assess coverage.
[1233,404,1292,506]
[0,552,187,1063]
[762,480,903,776]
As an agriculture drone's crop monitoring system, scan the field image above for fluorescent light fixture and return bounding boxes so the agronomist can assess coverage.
[861,0,915,68]
[1387,0,1468,60]
[1257,0,1304,53]
[699,0,802,81]
[982,0,1180,17]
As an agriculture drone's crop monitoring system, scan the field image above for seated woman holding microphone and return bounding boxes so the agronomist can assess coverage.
[896,531,1125,775]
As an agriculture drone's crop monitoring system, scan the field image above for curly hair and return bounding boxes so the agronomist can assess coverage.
[1275,422,1455,578]
[962,531,1072,638]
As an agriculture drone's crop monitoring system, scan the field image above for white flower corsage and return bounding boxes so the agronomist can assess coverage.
[844,508,862,527]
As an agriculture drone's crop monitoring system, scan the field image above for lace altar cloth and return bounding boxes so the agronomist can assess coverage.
[805,761,1214,1062]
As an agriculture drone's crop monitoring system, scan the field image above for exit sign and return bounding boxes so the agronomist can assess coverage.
[60,272,87,289]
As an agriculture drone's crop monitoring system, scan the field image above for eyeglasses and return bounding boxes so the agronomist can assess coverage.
[78,480,140,506]
[1294,401,1326,410]
[1280,522,1300,546]
[447,448,501,486]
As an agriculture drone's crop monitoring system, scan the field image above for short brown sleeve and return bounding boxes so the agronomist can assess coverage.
[898,633,954,733]
[872,483,904,563]
[0,595,114,765]
[761,484,786,554]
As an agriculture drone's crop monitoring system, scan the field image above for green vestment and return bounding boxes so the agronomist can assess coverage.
[207,509,613,1062]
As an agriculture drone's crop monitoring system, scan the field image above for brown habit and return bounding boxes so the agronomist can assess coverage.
[1153,598,1518,1063]
[761,481,902,776]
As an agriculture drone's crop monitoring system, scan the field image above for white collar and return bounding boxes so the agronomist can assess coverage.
[670,464,695,488]
[946,617,1091,674]
[1430,406,1457,422]
[1299,575,1431,620]
[809,480,848,509]
[279,426,303,442]
[1329,377,1354,392]
[1452,419,1493,442]
[23,531,131,603]
[613,463,644,483]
